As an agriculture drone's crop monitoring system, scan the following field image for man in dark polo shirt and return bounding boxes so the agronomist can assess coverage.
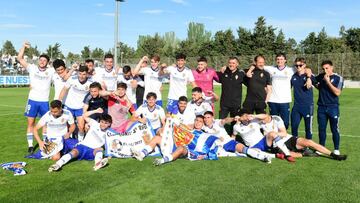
[243,55,272,114]
[83,82,108,121]
[218,57,245,119]
[315,60,344,156]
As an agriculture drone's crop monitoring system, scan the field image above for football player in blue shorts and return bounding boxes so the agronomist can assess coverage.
[48,108,113,172]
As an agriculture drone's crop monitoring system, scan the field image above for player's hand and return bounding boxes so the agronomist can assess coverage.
[138,117,147,124]
[23,41,31,49]
[64,133,70,139]
[234,115,240,122]
[305,68,312,77]
[324,74,330,83]
[39,141,45,151]
[72,63,79,70]
[96,107,104,114]
[304,78,313,89]
[246,71,253,78]
[220,66,227,73]
[142,56,149,62]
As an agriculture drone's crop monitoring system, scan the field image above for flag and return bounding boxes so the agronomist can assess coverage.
[1,162,27,176]
[105,120,161,158]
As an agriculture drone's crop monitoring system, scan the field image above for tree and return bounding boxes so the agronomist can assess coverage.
[344,28,360,52]
[273,30,287,54]
[66,52,81,63]
[2,40,17,56]
[24,45,40,58]
[252,16,276,54]
[91,47,104,60]
[213,29,237,56]
[162,32,180,57]
[81,46,91,59]
[237,27,253,55]
[46,43,62,59]
[136,33,165,57]
[300,32,318,54]
[187,22,211,44]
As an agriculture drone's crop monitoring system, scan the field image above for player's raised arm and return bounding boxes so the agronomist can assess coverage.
[58,85,69,102]
[83,108,104,123]
[132,56,148,76]
[17,41,30,69]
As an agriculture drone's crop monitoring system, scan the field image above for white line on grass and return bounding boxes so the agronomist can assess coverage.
[0,113,23,117]
[0,104,24,109]
[298,130,358,138]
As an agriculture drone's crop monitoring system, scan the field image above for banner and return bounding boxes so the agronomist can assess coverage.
[0,75,30,85]
[105,121,160,158]
[160,117,246,159]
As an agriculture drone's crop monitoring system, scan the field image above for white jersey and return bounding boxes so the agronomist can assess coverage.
[80,119,107,149]
[203,119,233,144]
[117,74,144,104]
[38,109,74,139]
[135,104,165,129]
[63,78,91,109]
[94,67,118,91]
[187,100,212,116]
[166,66,194,100]
[52,73,67,101]
[233,120,264,147]
[264,66,295,103]
[260,115,286,135]
[173,107,195,125]
[140,67,163,100]
[26,64,55,102]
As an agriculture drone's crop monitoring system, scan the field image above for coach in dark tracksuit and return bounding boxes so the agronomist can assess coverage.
[218,57,245,119]
[315,60,344,155]
[290,58,315,139]
[243,55,271,114]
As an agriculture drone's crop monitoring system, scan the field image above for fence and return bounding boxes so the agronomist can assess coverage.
[1,53,360,80]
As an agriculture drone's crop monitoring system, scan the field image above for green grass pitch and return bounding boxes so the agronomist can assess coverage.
[0,85,359,202]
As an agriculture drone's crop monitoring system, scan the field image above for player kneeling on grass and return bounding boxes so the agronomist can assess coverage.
[131,115,217,166]
[33,100,75,160]
[48,108,112,172]
[258,114,347,161]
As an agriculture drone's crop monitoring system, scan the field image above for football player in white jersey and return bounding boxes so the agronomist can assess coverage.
[52,59,77,102]
[33,100,75,160]
[133,92,166,135]
[163,53,196,114]
[257,114,347,161]
[117,65,144,109]
[132,55,164,106]
[48,108,113,172]
[94,54,118,91]
[172,96,195,128]
[187,87,212,116]
[233,110,296,162]
[203,111,274,163]
[59,65,92,141]
[17,41,55,154]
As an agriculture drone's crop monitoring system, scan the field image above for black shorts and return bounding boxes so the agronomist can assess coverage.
[284,136,299,152]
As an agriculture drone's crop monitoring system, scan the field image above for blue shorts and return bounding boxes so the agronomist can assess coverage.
[223,140,238,152]
[74,144,96,160]
[24,99,49,118]
[64,106,83,117]
[251,137,269,151]
[166,99,178,114]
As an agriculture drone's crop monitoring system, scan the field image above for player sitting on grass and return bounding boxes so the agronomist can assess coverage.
[131,115,218,166]
[258,114,347,161]
[233,110,296,163]
[203,111,275,163]
[33,100,75,160]
[48,108,113,172]
[133,92,166,135]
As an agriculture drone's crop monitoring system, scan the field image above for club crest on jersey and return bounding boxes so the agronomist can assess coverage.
[260,73,264,78]
[284,71,288,75]
[113,72,116,76]
[225,74,228,78]
[331,79,334,83]
[235,75,238,80]
[182,73,185,77]
[45,72,48,75]
[61,118,65,122]
[273,72,276,75]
